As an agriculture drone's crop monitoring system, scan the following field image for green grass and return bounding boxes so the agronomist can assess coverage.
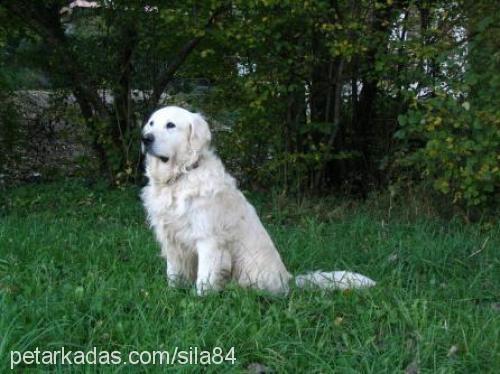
[0,181,499,372]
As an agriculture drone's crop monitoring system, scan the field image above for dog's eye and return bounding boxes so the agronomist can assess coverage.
[149,121,154,126]
[166,122,176,129]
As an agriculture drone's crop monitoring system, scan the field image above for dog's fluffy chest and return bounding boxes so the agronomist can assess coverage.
[141,156,240,251]
[142,182,205,247]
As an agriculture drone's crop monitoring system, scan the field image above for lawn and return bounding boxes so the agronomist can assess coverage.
[0,181,499,372]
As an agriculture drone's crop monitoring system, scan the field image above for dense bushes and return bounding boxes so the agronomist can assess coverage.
[396,6,499,212]
[1,1,498,214]
[398,91,499,211]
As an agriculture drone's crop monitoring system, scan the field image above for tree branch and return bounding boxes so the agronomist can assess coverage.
[2,0,109,118]
[147,5,228,112]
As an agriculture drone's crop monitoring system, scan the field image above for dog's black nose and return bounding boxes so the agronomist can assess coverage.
[142,133,154,145]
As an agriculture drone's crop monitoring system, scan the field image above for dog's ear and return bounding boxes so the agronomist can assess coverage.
[189,113,211,151]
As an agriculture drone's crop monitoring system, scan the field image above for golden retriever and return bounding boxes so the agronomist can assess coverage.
[141,106,375,295]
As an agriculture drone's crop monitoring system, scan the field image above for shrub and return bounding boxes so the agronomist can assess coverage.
[397,88,499,212]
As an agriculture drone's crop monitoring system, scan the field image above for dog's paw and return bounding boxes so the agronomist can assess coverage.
[196,280,220,296]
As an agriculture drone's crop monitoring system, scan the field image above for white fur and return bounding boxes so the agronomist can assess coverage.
[295,271,376,290]
[141,106,376,295]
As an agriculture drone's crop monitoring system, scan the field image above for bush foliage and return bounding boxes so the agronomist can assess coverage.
[0,0,498,213]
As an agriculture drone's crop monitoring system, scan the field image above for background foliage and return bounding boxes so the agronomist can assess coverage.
[0,0,498,215]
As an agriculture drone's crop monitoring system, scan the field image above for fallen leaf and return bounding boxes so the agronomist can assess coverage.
[388,253,399,262]
[405,360,419,374]
[447,345,459,357]
[247,363,273,374]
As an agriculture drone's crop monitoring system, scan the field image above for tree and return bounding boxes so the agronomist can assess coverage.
[397,0,499,213]
[1,0,227,183]
[1,0,497,213]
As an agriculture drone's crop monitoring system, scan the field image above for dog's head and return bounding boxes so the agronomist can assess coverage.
[142,106,211,181]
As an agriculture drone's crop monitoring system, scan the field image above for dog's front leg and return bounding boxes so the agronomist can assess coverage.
[195,238,231,296]
[162,242,196,287]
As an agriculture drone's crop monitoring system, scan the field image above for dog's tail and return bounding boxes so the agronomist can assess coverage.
[294,271,376,290]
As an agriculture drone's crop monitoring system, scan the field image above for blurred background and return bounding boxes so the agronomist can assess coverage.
[0,0,498,217]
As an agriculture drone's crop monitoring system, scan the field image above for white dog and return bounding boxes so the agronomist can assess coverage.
[141,106,375,295]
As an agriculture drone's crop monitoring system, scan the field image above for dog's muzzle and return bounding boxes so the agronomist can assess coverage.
[142,133,155,147]
[141,133,169,162]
